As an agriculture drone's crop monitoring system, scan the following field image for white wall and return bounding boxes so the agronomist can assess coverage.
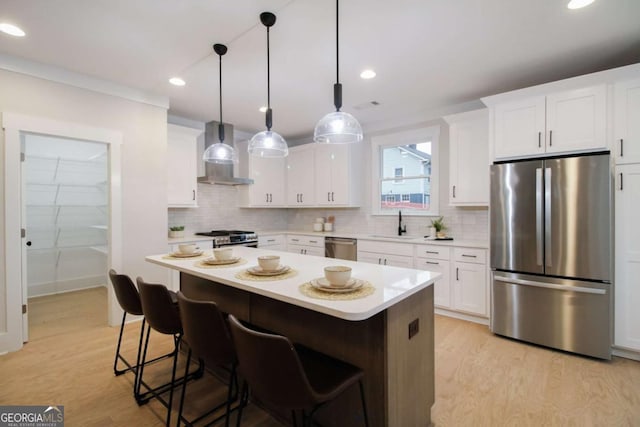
[0,69,169,333]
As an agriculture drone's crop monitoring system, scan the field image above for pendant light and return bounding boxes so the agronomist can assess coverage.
[203,43,238,164]
[248,12,289,158]
[313,0,363,144]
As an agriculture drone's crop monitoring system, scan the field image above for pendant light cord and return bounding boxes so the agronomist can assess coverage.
[267,26,271,110]
[218,53,223,124]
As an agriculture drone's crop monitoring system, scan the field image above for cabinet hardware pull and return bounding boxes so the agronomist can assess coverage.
[292,238,299,242]
[456,267,459,280]
[328,192,331,202]
[300,193,303,203]
[270,193,273,202]
[549,130,553,146]
[620,173,623,191]
[461,254,477,258]
[378,258,381,264]
[425,251,439,254]
[452,185,456,198]
[425,261,439,265]
[309,240,317,243]
[267,239,275,242]
[331,192,334,201]
[538,131,541,148]
[266,193,269,202]
[384,259,387,265]
[620,138,624,157]
[192,190,195,201]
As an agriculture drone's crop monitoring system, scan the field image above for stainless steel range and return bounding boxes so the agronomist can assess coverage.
[194,230,258,248]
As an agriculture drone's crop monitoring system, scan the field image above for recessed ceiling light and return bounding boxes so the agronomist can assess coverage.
[0,23,26,37]
[567,0,595,9]
[259,106,267,113]
[169,77,186,86]
[360,69,376,79]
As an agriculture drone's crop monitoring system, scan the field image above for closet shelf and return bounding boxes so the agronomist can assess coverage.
[27,204,107,208]
[29,244,107,251]
[90,246,108,255]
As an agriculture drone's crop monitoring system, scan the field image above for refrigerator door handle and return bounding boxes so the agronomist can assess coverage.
[544,167,552,267]
[536,168,543,266]
[494,276,606,295]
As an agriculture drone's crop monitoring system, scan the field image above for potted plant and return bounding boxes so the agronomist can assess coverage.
[431,217,447,238]
[169,225,185,238]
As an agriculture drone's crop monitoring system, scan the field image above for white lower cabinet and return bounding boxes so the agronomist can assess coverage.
[357,240,414,267]
[415,255,451,307]
[258,234,286,252]
[452,248,487,316]
[614,164,640,352]
[286,235,325,256]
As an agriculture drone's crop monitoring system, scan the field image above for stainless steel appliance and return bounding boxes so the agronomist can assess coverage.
[490,152,612,359]
[325,237,357,261]
[194,230,258,248]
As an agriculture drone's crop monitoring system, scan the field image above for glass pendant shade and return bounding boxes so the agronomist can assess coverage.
[202,142,237,164]
[248,130,288,158]
[314,111,363,144]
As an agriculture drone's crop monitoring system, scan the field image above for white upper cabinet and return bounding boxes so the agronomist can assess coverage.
[237,140,286,207]
[445,109,489,206]
[167,124,202,207]
[614,78,640,164]
[493,85,607,160]
[315,143,361,207]
[286,145,315,206]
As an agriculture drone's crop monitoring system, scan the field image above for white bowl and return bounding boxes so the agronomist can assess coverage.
[213,247,233,260]
[313,223,324,232]
[315,217,325,223]
[178,243,197,254]
[324,265,352,287]
[258,255,280,271]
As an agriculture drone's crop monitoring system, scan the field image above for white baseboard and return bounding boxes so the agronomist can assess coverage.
[435,307,490,326]
[28,276,106,298]
[612,347,640,361]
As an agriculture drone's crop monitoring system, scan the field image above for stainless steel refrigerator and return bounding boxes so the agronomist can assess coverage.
[490,152,613,359]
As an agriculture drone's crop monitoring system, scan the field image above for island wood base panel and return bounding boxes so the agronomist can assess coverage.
[180,272,435,427]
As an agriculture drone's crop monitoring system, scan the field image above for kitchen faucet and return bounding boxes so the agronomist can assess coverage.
[398,211,407,236]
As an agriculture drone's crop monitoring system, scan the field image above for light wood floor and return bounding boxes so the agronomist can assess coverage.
[1,290,639,426]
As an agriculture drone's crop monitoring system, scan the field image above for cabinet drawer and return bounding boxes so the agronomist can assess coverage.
[358,240,414,257]
[415,245,451,261]
[259,234,285,247]
[453,247,486,264]
[287,235,324,247]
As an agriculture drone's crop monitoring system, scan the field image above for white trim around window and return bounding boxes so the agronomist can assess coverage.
[371,125,440,216]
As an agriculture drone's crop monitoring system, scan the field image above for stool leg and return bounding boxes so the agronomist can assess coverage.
[223,364,237,427]
[132,318,146,398]
[176,348,192,427]
[358,380,369,427]
[235,381,248,427]
[135,323,152,404]
[166,334,182,427]
[113,311,128,375]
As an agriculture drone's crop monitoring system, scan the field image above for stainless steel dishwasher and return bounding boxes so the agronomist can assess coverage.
[325,237,357,261]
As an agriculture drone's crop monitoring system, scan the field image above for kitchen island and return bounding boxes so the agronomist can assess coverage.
[146,246,440,426]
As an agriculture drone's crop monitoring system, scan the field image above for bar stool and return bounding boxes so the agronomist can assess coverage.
[136,277,203,427]
[108,269,174,400]
[175,292,239,427]
[227,315,369,427]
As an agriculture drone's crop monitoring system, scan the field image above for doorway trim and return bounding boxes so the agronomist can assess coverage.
[2,112,123,353]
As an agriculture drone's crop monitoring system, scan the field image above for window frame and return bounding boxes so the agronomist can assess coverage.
[371,125,440,216]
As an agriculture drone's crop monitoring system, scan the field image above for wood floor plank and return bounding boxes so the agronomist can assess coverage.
[1,288,639,426]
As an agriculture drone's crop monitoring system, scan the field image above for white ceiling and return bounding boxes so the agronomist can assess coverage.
[1,0,639,139]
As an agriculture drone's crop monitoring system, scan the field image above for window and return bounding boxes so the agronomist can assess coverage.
[371,125,440,216]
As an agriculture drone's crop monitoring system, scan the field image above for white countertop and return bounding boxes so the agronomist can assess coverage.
[146,246,439,321]
[257,230,488,249]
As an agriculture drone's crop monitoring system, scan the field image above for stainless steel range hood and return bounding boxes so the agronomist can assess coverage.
[198,121,253,185]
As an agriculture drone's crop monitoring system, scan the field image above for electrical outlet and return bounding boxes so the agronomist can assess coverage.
[408,318,419,339]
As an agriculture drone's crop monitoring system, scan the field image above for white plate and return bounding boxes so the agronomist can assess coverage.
[247,265,291,276]
[310,278,364,293]
[316,277,357,288]
[170,250,204,258]
[202,256,241,265]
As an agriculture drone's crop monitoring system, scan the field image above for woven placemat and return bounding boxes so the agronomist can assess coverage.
[194,258,248,269]
[162,252,209,261]
[234,268,299,281]
[298,280,375,300]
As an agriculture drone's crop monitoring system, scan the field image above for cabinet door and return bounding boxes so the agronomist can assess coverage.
[249,156,286,206]
[315,144,349,205]
[167,124,201,207]
[286,146,315,206]
[449,113,489,205]
[614,164,640,351]
[453,261,487,316]
[357,252,384,265]
[416,258,451,308]
[614,78,640,164]
[381,254,414,268]
[494,96,546,159]
[545,85,607,154]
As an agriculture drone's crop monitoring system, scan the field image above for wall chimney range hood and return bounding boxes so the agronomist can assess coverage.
[198,121,253,185]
